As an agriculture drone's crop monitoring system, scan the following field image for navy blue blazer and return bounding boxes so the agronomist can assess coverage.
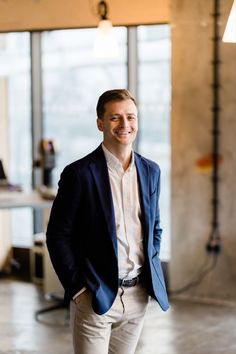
[46,145,169,314]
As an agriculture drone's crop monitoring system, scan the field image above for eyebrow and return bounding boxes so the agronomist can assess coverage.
[110,113,137,117]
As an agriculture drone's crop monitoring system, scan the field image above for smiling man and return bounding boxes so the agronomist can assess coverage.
[46,89,169,354]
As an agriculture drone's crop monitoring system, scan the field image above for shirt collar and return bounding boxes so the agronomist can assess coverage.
[102,144,135,172]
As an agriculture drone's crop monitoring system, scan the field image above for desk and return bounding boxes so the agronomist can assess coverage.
[0,191,62,294]
[0,191,53,209]
[0,191,64,318]
[0,191,52,272]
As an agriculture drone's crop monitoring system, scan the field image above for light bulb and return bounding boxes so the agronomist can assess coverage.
[93,19,119,59]
[222,0,236,43]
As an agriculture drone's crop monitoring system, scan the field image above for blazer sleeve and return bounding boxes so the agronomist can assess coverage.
[46,165,84,298]
[153,166,163,256]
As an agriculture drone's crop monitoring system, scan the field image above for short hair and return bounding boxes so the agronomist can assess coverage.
[96,89,137,118]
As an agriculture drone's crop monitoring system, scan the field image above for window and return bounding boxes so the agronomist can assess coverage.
[0,26,171,258]
[0,32,32,247]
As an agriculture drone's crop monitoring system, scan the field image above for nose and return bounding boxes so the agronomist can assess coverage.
[119,116,129,127]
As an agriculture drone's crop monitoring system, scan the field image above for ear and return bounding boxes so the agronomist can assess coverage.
[97,118,104,132]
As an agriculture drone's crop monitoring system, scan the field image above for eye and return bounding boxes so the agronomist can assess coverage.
[110,116,119,121]
[127,115,136,120]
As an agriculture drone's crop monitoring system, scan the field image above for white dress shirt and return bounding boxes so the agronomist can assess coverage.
[102,144,144,280]
[73,145,144,300]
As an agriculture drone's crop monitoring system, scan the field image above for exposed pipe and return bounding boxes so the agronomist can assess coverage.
[206,0,222,253]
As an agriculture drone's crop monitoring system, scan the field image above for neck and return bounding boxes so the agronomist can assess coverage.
[103,143,132,171]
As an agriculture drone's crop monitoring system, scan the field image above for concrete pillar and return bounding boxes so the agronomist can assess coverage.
[170,0,236,302]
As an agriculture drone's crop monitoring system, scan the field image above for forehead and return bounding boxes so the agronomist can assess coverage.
[104,99,137,115]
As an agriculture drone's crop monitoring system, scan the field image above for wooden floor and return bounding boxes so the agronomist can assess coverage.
[0,279,236,354]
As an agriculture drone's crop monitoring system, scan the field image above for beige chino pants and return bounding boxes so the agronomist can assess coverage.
[70,283,150,354]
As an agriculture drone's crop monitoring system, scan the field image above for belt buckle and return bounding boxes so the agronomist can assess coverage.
[121,277,138,287]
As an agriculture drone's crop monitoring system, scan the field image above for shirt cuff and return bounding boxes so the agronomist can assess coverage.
[73,287,87,300]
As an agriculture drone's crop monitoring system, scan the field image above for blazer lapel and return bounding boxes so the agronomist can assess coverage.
[135,153,150,238]
[89,146,118,257]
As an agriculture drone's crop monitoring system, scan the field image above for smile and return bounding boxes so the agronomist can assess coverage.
[115,130,132,135]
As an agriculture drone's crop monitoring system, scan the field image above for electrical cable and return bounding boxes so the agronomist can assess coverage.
[169,253,219,296]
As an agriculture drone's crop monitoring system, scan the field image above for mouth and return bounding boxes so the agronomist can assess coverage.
[114,130,132,136]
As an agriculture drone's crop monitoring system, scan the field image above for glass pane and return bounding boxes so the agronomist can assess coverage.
[42,28,127,185]
[0,32,32,248]
[138,25,171,260]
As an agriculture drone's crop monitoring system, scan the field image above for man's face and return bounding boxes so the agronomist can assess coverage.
[97,99,138,149]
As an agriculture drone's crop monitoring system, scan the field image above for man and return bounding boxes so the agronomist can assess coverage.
[46,89,169,354]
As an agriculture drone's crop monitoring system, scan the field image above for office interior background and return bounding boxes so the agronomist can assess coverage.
[0,0,236,353]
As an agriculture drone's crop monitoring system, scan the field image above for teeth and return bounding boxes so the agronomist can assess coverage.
[116,131,131,134]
